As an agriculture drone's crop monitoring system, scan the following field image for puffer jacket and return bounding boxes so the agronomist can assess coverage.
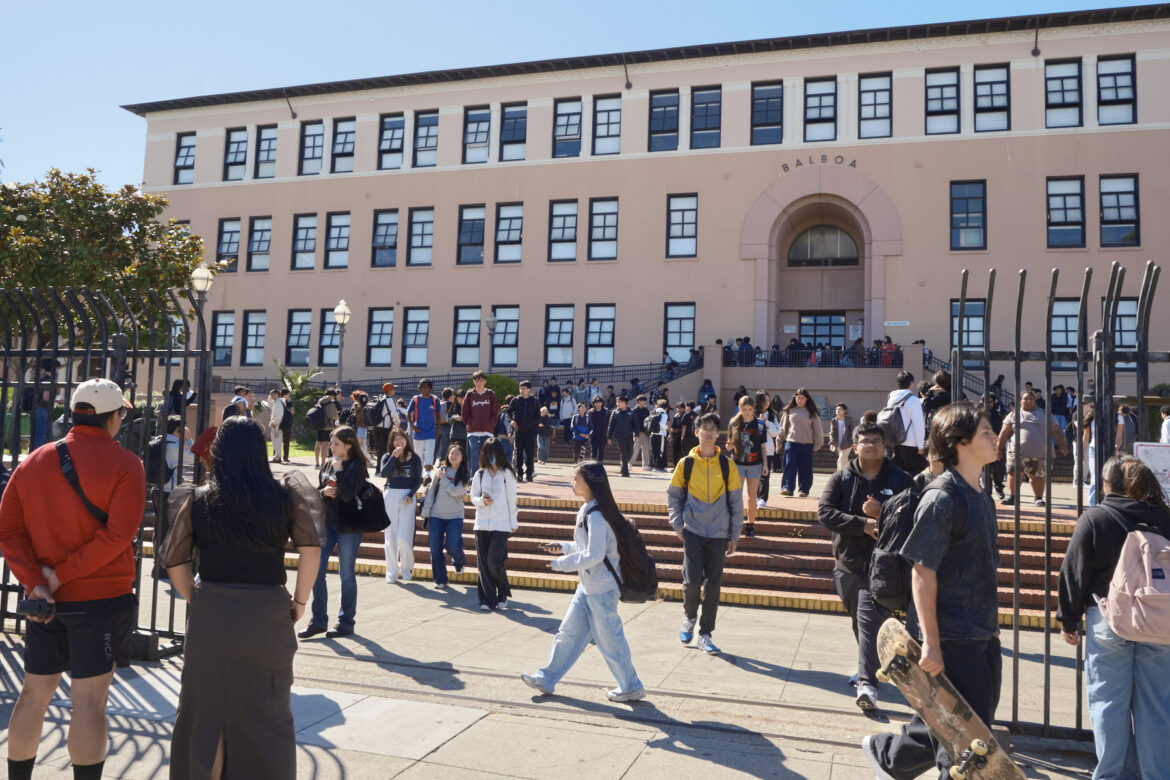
[470,467,518,532]
[666,446,744,541]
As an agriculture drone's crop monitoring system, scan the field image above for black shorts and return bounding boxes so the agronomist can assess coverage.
[316,428,332,442]
[25,593,136,678]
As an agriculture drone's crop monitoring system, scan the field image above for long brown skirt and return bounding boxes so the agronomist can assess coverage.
[170,582,298,779]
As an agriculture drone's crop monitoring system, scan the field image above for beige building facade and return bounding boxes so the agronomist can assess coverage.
[125,6,1170,396]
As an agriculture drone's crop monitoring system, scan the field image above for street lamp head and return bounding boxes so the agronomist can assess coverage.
[485,313,498,333]
[333,299,352,326]
[190,265,214,294]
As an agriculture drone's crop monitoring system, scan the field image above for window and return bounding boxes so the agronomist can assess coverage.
[367,308,394,366]
[254,125,277,178]
[1047,177,1085,248]
[495,204,523,263]
[500,103,527,161]
[286,310,311,367]
[950,181,986,250]
[1100,175,1139,247]
[1050,299,1082,370]
[161,315,184,365]
[325,212,350,268]
[589,199,618,260]
[648,90,679,151]
[804,78,837,142]
[299,121,324,175]
[751,82,783,145]
[974,65,1010,132]
[413,110,438,167]
[242,311,265,367]
[666,195,697,257]
[592,96,620,155]
[1110,297,1138,370]
[211,311,234,366]
[457,205,486,265]
[463,106,490,164]
[553,99,582,157]
[950,299,986,369]
[690,87,721,149]
[371,209,399,267]
[858,73,891,138]
[378,114,405,169]
[174,133,195,184]
[585,305,616,366]
[217,219,241,272]
[247,217,271,271]
[452,306,481,366]
[402,308,429,366]
[408,208,434,266]
[544,305,574,367]
[491,306,519,367]
[223,128,247,180]
[787,225,858,267]
[292,214,317,269]
[549,200,577,262]
[1098,55,1136,125]
[925,68,960,134]
[664,303,695,363]
[1046,60,1082,128]
[799,312,846,350]
[331,118,355,173]
[318,309,338,366]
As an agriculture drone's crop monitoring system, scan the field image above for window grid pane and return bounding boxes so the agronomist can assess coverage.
[798,312,847,350]
[367,309,394,366]
[664,303,695,362]
[858,74,891,138]
[1047,178,1085,247]
[463,108,490,164]
[553,99,582,157]
[501,104,527,160]
[293,215,317,269]
[804,79,837,141]
[300,122,324,175]
[589,199,618,260]
[585,305,616,366]
[212,312,234,366]
[458,206,486,265]
[325,213,350,268]
[1097,56,1136,125]
[950,181,986,250]
[593,97,620,155]
[1100,175,1139,247]
[545,306,574,366]
[667,195,697,257]
[247,217,271,271]
[379,114,405,169]
[243,312,265,366]
[372,210,399,267]
[414,112,438,167]
[751,82,783,145]
[403,308,429,366]
[286,310,311,367]
[408,209,434,265]
[649,91,679,152]
[690,87,721,149]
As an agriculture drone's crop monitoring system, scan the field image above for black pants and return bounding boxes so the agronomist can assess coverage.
[650,435,667,470]
[671,434,682,466]
[871,637,1003,778]
[475,530,512,608]
[280,423,293,460]
[832,569,890,689]
[152,488,171,578]
[682,530,726,636]
[370,427,389,466]
[988,458,1005,491]
[757,469,770,503]
[615,436,633,476]
[893,445,927,476]
[589,435,606,463]
[513,428,536,480]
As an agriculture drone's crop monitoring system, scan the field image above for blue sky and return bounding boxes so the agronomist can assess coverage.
[0,0,1142,189]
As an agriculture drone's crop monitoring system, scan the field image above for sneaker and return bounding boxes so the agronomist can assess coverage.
[848,672,859,688]
[797,492,809,499]
[995,488,1005,501]
[1001,494,1016,506]
[756,498,767,509]
[526,477,535,483]
[282,458,292,464]
[743,523,755,539]
[521,673,553,696]
[696,634,720,655]
[779,489,794,497]
[1034,497,1046,507]
[856,683,878,712]
[384,576,397,584]
[454,565,464,574]
[607,686,646,703]
[325,623,354,639]
[270,458,282,464]
[679,617,696,644]
[480,604,493,612]
[498,599,508,609]
[434,582,448,589]
[297,623,327,639]
[861,735,897,780]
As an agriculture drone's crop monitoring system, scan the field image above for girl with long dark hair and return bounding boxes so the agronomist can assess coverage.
[420,443,470,588]
[471,437,518,610]
[380,427,423,583]
[755,391,780,509]
[163,417,322,779]
[778,388,823,498]
[727,396,768,538]
[522,461,644,701]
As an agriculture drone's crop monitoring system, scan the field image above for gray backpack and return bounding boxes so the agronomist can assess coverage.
[877,394,911,447]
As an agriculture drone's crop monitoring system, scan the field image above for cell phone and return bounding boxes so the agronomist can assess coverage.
[17,598,54,618]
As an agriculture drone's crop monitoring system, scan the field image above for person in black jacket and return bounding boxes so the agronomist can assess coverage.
[507,381,542,482]
[607,396,635,477]
[1057,455,1170,778]
[817,421,914,712]
[630,396,652,472]
[587,396,609,463]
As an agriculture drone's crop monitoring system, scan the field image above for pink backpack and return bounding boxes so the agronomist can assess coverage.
[1096,514,1170,645]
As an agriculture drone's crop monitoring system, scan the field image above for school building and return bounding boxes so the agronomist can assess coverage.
[123,5,1170,409]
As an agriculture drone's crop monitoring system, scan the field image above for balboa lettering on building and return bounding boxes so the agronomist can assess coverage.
[780,154,858,174]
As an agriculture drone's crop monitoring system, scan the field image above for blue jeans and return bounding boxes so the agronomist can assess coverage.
[466,435,489,473]
[781,441,814,494]
[529,585,642,695]
[428,516,466,586]
[311,525,362,629]
[537,434,550,462]
[1085,605,1170,780]
[32,407,49,450]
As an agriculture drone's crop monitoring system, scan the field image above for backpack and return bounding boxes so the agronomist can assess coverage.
[411,395,440,428]
[304,404,327,431]
[20,386,36,413]
[584,509,659,603]
[1096,506,1170,644]
[681,454,734,525]
[644,411,661,435]
[876,393,911,447]
[869,479,959,611]
[143,435,175,486]
[365,397,386,427]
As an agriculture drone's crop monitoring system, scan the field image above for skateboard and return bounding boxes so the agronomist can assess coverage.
[876,618,1024,780]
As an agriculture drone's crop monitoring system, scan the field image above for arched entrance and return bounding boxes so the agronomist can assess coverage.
[739,167,903,348]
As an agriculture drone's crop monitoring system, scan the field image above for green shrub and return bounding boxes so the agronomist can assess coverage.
[459,374,519,401]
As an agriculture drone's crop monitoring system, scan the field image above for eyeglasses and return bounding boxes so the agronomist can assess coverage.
[856,438,884,447]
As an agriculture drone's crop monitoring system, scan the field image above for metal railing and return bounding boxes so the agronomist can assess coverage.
[721,346,904,368]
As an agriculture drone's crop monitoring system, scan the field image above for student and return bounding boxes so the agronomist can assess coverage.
[607,396,636,478]
[470,438,518,610]
[508,381,541,482]
[313,388,342,468]
[863,403,1002,779]
[649,399,670,472]
[436,387,456,465]
[587,396,609,462]
[277,389,294,464]
[778,388,823,498]
[420,443,470,589]
[727,397,768,538]
[996,390,1069,507]
[603,385,617,410]
[522,461,645,701]
[817,422,913,712]
[544,383,562,442]
[670,403,687,467]
[682,402,699,455]
[755,392,781,508]
[558,383,576,446]
[267,389,286,464]
[667,412,743,655]
[349,390,371,460]
[369,382,397,466]
[380,428,423,584]
[886,371,928,475]
[827,403,855,473]
[570,402,591,464]
[462,370,499,473]
[449,389,468,455]
[495,396,515,465]
[536,408,553,464]
[407,379,443,477]
[630,395,653,472]
[1162,405,1170,444]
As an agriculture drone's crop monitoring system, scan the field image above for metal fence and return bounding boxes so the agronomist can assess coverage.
[721,346,904,368]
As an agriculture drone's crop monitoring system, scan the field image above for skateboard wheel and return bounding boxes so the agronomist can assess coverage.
[876,669,890,683]
[893,642,908,657]
[971,739,988,756]
[949,767,967,780]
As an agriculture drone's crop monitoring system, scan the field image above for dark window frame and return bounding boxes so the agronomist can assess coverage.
[451,305,482,367]
[223,127,248,181]
[462,105,491,164]
[1047,176,1086,249]
[298,120,325,175]
[457,204,487,265]
[330,117,356,173]
[587,197,619,261]
[1097,54,1137,125]
[491,304,520,368]
[690,86,722,149]
[366,307,394,367]
[371,208,399,268]
[413,110,439,168]
[1050,297,1085,370]
[798,311,847,350]
[548,199,578,262]
[1107,296,1139,371]
[803,77,837,142]
[750,81,783,145]
[211,310,234,367]
[857,72,892,139]
[500,102,528,161]
[949,298,987,370]
[1045,58,1083,128]
[216,217,241,273]
[378,113,405,170]
[254,124,277,178]
[407,207,434,267]
[173,132,196,185]
[591,94,621,155]
[241,310,266,367]
[494,202,523,264]
[950,180,987,251]
[924,67,961,135]
[648,90,680,152]
[584,303,617,367]
[1099,173,1139,248]
[552,98,582,158]
[291,212,317,270]
[324,211,351,269]
[285,309,312,367]
[544,304,574,368]
[246,215,272,272]
[318,307,340,367]
[663,302,696,362]
[401,306,430,367]
[665,194,698,258]
[973,64,1011,132]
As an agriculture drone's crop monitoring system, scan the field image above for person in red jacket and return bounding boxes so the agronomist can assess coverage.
[461,370,499,474]
[0,378,143,780]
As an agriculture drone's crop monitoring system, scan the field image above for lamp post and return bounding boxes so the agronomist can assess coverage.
[333,299,351,390]
[484,311,498,376]
[190,266,214,438]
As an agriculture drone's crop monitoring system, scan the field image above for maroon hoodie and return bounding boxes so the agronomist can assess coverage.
[461,389,499,434]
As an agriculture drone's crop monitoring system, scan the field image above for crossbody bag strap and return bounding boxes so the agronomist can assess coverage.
[55,441,108,525]
[584,510,624,588]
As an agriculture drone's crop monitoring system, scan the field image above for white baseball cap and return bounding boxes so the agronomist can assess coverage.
[71,378,132,415]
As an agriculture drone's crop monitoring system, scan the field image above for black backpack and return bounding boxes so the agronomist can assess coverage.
[365,397,387,427]
[304,404,327,431]
[876,394,911,447]
[281,400,294,428]
[868,479,959,611]
[143,435,175,486]
[585,509,659,603]
[644,412,661,435]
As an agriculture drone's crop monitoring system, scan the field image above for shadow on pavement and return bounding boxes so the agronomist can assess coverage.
[315,633,467,692]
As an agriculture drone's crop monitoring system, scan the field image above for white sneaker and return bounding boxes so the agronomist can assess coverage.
[384,576,397,584]
[521,673,552,695]
[756,498,767,509]
[498,599,507,609]
[860,735,897,780]
[606,686,646,702]
[856,683,878,712]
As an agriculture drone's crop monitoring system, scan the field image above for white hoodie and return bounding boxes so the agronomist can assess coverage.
[885,389,926,449]
[470,467,519,532]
